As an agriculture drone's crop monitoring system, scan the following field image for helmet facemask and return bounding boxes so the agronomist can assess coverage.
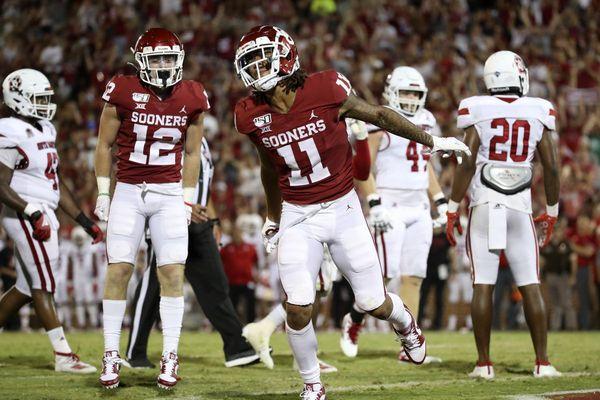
[134,46,184,88]
[28,90,57,120]
[384,86,427,116]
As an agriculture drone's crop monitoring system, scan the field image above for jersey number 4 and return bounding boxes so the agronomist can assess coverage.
[277,138,331,186]
[45,152,59,190]
[489,118,530,162]
[406,141,430,172]
[130,124,182,165]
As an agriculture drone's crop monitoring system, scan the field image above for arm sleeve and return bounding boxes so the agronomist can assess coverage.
[541,100,557,131]
[323,70,352,105]
[101,76,122,106]
[352,139,371,180]
[190,82,211,122]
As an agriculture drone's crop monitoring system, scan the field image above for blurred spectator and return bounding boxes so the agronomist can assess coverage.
[221,225,258,324]
[569,214,597,330]
[492,252,523,330]
[540,220,577,330]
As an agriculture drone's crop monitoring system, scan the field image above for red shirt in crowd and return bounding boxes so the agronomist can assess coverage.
[220,241,257,286]
[568,232,597,268]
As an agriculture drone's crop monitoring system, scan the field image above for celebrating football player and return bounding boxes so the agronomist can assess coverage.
[233,25,470,399]
[340,67,447,364]
[446,51,561,379]
[94,28,208,389]
[0,68,101,374]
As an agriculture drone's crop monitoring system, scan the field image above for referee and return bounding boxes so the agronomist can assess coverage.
[123,137,259,368]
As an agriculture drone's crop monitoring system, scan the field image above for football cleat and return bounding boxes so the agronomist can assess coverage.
[300,382,326,400]
[121,357,156,369]
[157,352,179,390]
[224,349,260,368]
[468,361,495,379]
[398,350,442,364]
[533,361,561,378]
[99,350,122,389]
[54,352,97,374]
[340,313,364,358]
[242,320,276,369]
[393,308,426,364]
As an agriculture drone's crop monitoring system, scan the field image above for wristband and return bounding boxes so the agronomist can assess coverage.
[183,187,196,205]
[433,192,447,207]
[448,199,460,213]
[97,177,110,196]
[546,203,559,218]
[24,203,41,217]
[366,193,381,208]
[75,212,94,230]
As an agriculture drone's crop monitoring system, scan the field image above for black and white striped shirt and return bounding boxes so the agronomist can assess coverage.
[194,137,214,207]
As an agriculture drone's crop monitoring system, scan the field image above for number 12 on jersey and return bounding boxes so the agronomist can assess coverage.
[277,138,331,186]
[129,123,182,165]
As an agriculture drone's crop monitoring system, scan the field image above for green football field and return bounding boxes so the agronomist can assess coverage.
[0,330,598,400]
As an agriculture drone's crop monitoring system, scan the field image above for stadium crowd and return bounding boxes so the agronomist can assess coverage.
[0,0,598,332]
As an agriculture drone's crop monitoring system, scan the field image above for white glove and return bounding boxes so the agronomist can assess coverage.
[432,202,448,229]
[430,136,471,164]
[347,118,368,140]
[262,218,280,253]
[94,194,110,222]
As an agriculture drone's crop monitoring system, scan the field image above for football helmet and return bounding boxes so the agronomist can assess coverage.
[71,226,87,246]
[132,28,185,88]
[383,66,427,116]
[483,50,529,96]
[234,25,300,92]
[2,68,56,120]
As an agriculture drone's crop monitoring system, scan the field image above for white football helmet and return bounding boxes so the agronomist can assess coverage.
[383,66,427,116]
[484,51,529,96]
[2,68,56,120]
[71,226,88,246]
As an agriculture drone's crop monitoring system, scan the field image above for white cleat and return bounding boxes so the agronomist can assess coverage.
[468,362,495,379]
[533,361,562,378]
[99,350,122,389]
[393,308,426,364]
[300,382,326,400]
[54,352,97,374]
[242,320,275,369]
[398,350,442,364]
[157,352,179,390]
[339,313,364,358]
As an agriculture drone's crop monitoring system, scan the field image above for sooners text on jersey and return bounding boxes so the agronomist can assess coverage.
[457,95,556,213]
[234,70,354,205]
[0,117,60,208]
[102,75,210,184]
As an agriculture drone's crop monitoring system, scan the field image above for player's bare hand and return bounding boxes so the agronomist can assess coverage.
[191,204,209,224]
[94,194,110,222]
[428,136,471,164]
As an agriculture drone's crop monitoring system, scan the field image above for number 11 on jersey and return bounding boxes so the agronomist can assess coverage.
[277,138,331,186]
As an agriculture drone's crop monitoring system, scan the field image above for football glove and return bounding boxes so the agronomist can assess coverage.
[262,218,280,253]
[430,136,471,164]
[94,194,110,222]
[445,211,463,246]
[432,201,448,229]
[347,118,368,140]
[533,213,557,248]
[367,194,392,234]
[24,204,51,242]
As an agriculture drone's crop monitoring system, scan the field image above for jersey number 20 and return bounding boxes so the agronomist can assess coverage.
[489,118,530,162]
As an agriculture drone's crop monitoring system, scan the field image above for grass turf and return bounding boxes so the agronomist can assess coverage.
[0,330,598,399]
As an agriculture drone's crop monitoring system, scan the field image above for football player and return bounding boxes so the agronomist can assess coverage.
[233,25,470,399]
[69,226,98,328]
[340,67,447,363]
[0,68,102,373]
[94,28,209,389]
[446,51,561,378]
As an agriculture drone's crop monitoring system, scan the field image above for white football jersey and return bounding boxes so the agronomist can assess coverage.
[0,117,60,208]
[69,242,94,284]
[457,95,556,213]
[371,107,441,205]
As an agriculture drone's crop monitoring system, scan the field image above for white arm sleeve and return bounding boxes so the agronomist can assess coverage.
[0,148,19,169]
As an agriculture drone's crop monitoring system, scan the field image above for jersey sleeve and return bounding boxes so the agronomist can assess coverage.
[320,70,353,106]
[233,99,257,135]
[0,119,24,148]
[539,99,557,131]
[101,75,126,107]
[456,97,477,129]
[189,82,211,122]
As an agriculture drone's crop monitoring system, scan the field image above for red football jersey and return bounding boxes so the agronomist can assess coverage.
[101,75,210,184]
[234,70,354,205]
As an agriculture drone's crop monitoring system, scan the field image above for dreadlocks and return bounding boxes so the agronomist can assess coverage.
[253,69,308,103]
